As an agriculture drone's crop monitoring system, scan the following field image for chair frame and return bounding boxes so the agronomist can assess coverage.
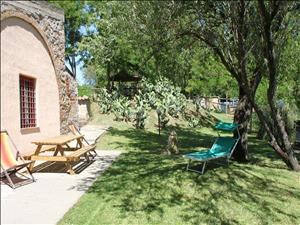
[68,122,98,158]
[185,137,239,174]
[1,130,35,189]
[184,123,240,174]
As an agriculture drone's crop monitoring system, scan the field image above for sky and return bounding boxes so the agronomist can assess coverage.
[76,61,85,85]
[66,57,85,85]
[69,25,98,86]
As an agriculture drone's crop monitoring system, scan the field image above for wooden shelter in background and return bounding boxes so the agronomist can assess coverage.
[110,70,142,97]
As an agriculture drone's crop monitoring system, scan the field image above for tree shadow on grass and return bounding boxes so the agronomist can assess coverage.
[80,149,300,224]
[106,126,216,154]
[247,136,300,170]
[107,126,291,170]
[70,127,300,224]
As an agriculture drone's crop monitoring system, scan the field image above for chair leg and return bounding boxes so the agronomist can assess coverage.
[84,153,90,162]
[186,160,191,171]
[92,150,98,157]
[201,162,207,174]
[2,170,16,189]
[186,160,207,174]
[25,166,36,182]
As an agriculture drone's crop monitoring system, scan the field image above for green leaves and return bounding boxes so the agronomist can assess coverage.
[95,77,188,129]
[49,0,88,76]
[112,96,132,122]
[133,94,150,129]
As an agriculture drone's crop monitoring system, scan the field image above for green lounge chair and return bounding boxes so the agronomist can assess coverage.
[183,121,240,174]
[214,121,239,135]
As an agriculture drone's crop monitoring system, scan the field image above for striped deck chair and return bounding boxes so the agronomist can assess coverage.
[68,123,98,158]
[1,131,35,189]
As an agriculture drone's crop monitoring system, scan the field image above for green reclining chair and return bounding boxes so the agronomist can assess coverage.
[183,122,240,174]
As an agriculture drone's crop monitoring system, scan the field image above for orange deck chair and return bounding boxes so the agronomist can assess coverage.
[68,123,98,158]
[1,131,35,189]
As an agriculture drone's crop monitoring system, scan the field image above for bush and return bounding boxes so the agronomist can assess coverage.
[133,94,150,129]
[95,77,189,129]
[112,96,132,121]
[95,88,113,114]
[78,85,93,97]
[140,77,187,126]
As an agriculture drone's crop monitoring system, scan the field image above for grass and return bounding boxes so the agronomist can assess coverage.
[59,104,300,225]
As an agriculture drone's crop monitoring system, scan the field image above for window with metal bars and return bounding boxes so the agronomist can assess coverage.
[20,76,36,128]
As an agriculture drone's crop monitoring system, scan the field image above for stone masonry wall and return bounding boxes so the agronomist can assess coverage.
[1,0,78,133]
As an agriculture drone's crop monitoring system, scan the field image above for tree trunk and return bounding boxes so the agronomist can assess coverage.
[106,61,112,91]
[232,87,252,162]
[252,102,300,171]
[256,122,266,140]
[72,54,76,78]
[257,0,300,171]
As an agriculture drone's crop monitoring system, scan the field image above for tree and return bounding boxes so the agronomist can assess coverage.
[253,0,299,170]
[70,1,299,170]
[50,0,87,77]
[80,1,197,91]
[176,1,263,162]
[178,1,299,170]
[187,48,238,97]
[79,1,135,89]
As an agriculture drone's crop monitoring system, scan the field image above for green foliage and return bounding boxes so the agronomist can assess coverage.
[187,116,201,128]
[95,77,189,129]
[187,51,238,97]
[139,77,188,128]
[133,94,150,129]
[112,96,132,122]
[59,112,300,225]
[156,104,169,129]
[49,0,88,75]
[280,103,299,139]
[82,64,107,87]
[78,85,93,97]
[254,29,300,137]
[70,1,298,158]
[95,88,114,114]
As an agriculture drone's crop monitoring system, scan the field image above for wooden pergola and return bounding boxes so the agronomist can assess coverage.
[110,70,141,97]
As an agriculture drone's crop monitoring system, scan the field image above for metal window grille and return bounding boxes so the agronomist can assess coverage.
[20,76,36,128]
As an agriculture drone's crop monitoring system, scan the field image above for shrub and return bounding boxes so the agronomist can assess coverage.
[78,85,93,97]
[133,94,150,129]
[95,77,190,129]
[95,88,113,114]
[111,96,132,121]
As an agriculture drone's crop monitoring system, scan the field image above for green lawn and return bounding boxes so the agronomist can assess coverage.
[59,109,300,225]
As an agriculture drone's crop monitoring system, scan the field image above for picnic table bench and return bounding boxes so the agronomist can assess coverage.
[26,134,96,175]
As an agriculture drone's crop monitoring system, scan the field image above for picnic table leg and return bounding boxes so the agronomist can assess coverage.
[56,145,76,175]
[65,163,75,175]
[53,145,60,156]
[76,137,83,148]
[29,145,42,171]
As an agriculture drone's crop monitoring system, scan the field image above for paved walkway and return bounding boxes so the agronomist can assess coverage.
[79,124,109,145]
[1,124,121,225]
[1,150,121,225]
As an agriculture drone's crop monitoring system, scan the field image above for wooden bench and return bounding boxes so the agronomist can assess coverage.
[25,145,96,163]
[68,145,96,161]
[23,145,57,160]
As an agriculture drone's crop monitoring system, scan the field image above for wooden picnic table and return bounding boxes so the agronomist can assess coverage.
[28,134,95,175]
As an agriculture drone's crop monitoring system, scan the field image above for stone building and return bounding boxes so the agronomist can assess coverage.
[1,1,78,154]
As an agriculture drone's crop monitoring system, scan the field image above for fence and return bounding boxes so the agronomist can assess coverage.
[194,96,238,114]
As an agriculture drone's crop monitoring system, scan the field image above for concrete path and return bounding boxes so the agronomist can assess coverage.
[1,124,119,224]
[79,124,109,145]
[1,150,121,225]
